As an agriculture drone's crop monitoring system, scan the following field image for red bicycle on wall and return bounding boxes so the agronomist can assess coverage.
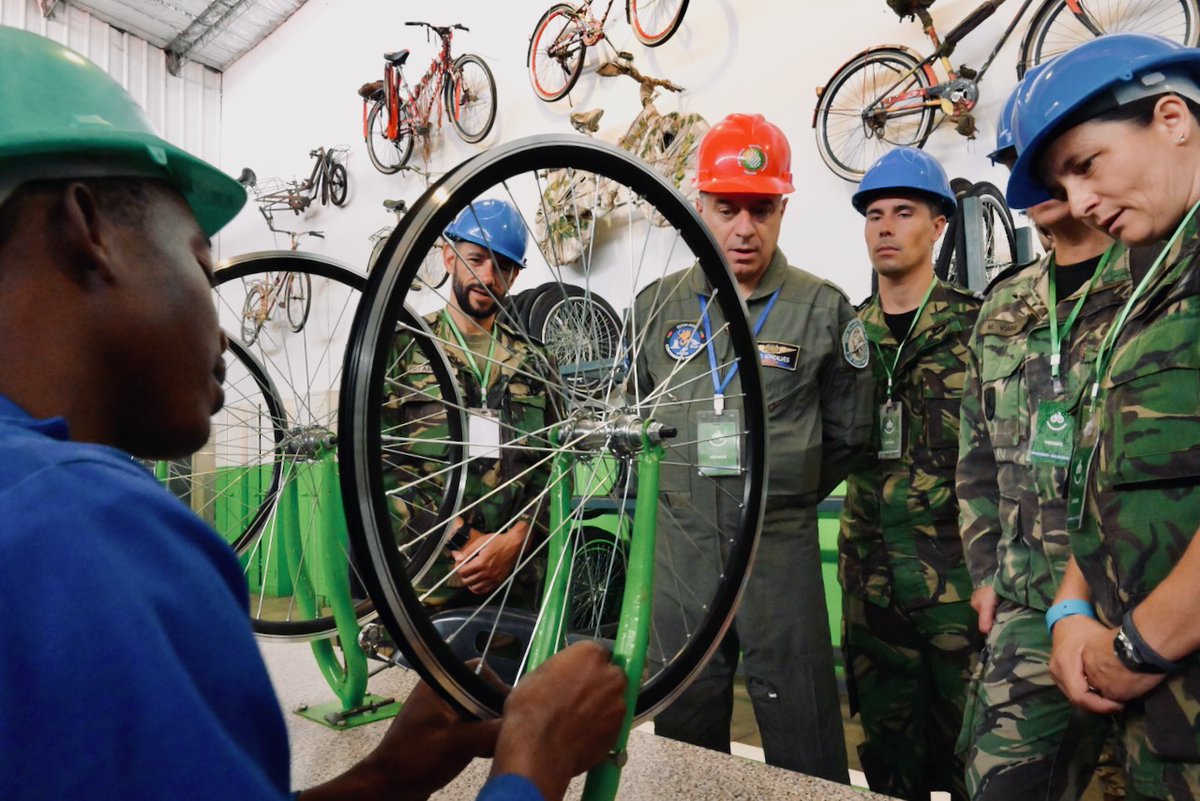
[359,21,497,174]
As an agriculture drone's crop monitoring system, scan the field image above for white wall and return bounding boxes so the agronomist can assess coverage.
[219,0,1032,303]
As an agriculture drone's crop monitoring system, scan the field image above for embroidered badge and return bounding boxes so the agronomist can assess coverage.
[738,146,767,174]
[842,318,870,369]
[757,341,799,371]
[664,322,706,360]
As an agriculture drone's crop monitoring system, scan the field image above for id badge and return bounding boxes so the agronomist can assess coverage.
[878,402,902,460]
[1030,400,1075,465]
[1065,406,1100,532]
[697,409,741,476]
[468,409,502,460]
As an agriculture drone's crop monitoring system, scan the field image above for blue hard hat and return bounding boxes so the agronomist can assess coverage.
[443,198,528,268]
[852,147,956,218]
[1007,32,1200,209]
[989,86,1021,164]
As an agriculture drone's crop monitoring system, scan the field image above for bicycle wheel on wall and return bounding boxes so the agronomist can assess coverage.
[446,54,497,144]
[626,0,689,47]
[528,4,587,103]
[937,182,1017,288]
[284,271,312,333]
[1019,0,1199,77]
[241,284,267,346]
[366,98,414,174]
[327,162,349,207]
[211,253,373,639]
[339,134,767,720]
[814,47,937,182]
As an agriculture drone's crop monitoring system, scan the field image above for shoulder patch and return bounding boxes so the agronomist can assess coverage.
[842,318,870,369]
[664,322,706,360]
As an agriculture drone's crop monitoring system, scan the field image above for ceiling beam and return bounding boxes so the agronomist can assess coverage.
[165,0,254,75]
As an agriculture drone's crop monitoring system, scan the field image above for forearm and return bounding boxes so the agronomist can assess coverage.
[1052,557,1091,605]
[956,349,1001,587]
[1128,528,1200,662]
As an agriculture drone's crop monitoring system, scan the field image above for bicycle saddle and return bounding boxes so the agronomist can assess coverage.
[357,80,383,99]
[384,48,410,65]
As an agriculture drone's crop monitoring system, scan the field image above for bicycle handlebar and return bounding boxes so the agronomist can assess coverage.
[403,20,467,34]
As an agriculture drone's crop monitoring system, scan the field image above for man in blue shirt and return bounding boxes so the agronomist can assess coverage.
[0,26,625,801]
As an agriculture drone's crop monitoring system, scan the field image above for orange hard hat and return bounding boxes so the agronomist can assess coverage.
[694,113,794,195]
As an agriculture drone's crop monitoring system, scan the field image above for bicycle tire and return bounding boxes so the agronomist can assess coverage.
[366,98,414,174]
[328,162,349,207]
[932,177,972,284]
[941,181,1017,288]
[446,54,497,144]
[1018,0,1200,77]
[339,134,767,720]
[241,284,267,346]
[568,525,627,635]
[814,47,937,182]
[284,271,312,333]
[627,0,689,47]
[526,283,623,399]
[528,4,587,103]
[211,253,379,639]
[151,337,287,555]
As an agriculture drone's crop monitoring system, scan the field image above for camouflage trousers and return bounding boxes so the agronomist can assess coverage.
[1118,679,1200,801]
[843,594,978,801]
[960,599,1125,800]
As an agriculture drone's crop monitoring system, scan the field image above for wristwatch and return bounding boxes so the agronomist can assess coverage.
[1112,610,1185,674]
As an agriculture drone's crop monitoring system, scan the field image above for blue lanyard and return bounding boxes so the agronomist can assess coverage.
[698,288,781,413]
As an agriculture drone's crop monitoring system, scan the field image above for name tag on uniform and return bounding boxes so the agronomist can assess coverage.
[878,402,902,460]
[757,341,799,371]
[697,409,741,476]
[468,409,501,460]
[1030,400,1075,464]
[1065,406,1100,532]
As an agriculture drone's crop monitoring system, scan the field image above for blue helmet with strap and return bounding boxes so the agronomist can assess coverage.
[1006,32,1200,209]
[852,147,956,218]
[443,198,529,268]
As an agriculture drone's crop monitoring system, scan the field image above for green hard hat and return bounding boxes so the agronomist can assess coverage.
[0,26,245,236]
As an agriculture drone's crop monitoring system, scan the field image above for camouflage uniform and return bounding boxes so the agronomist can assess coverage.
[957,248,1134,799]
[839,278,981,801]
[382,310,557,609]
[632,249,873,780]
[1076,222,1200,800]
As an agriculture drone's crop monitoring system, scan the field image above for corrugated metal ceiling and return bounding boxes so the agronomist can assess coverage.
[41,0,306,73]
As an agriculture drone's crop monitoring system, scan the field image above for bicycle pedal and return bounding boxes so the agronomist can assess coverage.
[616,50,634,62]
[958,64,978,80]
[955,113,978,139]
[415,124,431,136]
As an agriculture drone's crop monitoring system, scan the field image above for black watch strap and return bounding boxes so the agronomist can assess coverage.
[1115,610,1185,674]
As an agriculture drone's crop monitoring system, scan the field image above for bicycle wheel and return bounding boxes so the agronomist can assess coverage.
[327,162,349,207]
[814,47,937,182]
[366,98,414,174]
[241,284,267,346]
[210,253,375,639]
[526,283,623,399]
[528,4,587,103]
[339,134,767,720]
[568,526,627,635]
[446,54,497,144]
[284,271,312,333]
[627,0,689,47]
[942,182,1017,288]
[1019,0,1199,77]
[151,337,286,554]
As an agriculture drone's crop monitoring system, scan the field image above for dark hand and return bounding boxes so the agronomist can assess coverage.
[491,642,627,801]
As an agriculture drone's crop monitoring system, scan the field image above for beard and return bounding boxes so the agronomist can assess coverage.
[452,274,500,320]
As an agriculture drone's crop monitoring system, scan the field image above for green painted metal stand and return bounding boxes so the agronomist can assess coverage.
[284,455,401,729]
[527,428,663,801]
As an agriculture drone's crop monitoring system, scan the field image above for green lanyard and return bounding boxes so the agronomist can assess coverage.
[874,278,936,400]
[1089,199,1200,409]
[441,309,497,391]
[1046,245,1114,395]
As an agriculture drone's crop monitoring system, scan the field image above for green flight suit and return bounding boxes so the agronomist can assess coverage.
[1076,222,1200,800]
[839,278,981,801]
[382,310,556,609]
[957,248,1134,800]
[632,249,872,781]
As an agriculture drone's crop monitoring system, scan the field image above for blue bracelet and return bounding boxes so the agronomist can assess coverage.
[1045,599,1096,635]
